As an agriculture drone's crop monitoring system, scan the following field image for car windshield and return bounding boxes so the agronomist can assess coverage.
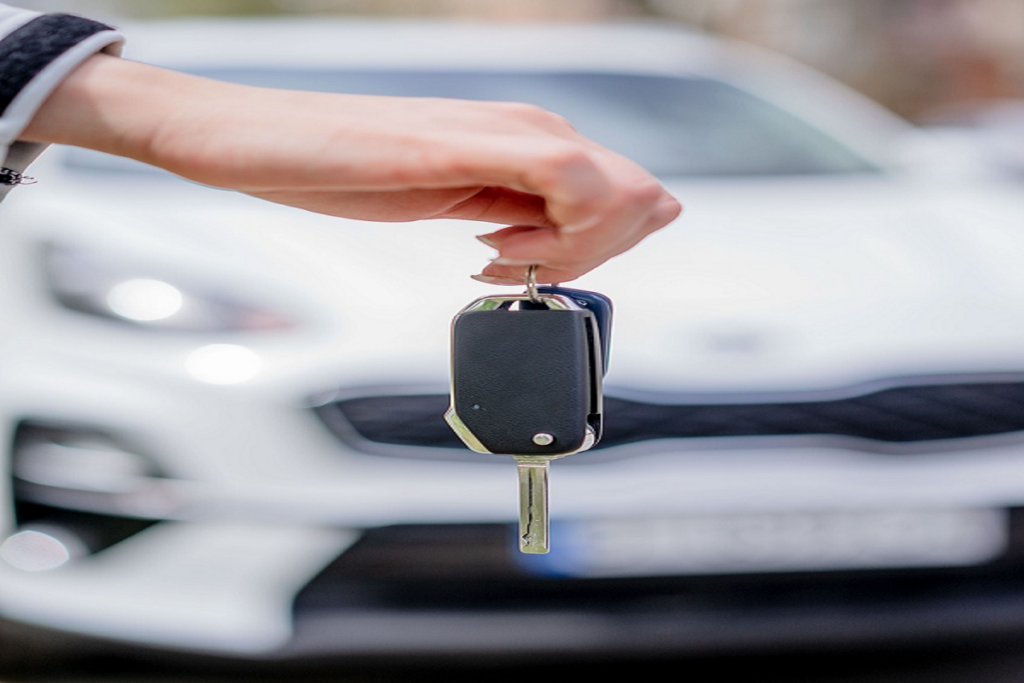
[63,69,881,177]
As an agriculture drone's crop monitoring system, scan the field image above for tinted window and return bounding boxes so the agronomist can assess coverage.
[65,70,879,177]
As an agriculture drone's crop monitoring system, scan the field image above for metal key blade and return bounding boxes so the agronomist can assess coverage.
[515,457,550,553]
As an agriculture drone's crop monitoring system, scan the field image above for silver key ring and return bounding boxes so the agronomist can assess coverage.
[525,264,541,303]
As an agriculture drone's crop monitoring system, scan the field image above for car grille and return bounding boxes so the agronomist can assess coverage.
[314,374,1024,460]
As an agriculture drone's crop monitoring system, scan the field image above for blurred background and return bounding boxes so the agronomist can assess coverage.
[13,0,1024,123]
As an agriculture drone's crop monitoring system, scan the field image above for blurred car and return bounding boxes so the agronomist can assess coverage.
[2,16,1024,664]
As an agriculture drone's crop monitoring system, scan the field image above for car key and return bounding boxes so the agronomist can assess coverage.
[445,266,607,553]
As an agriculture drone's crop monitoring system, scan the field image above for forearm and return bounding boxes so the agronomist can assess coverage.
[20,53,431,188]
[20,53,192,165]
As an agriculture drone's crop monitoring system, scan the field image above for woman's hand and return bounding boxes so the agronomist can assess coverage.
[22,54,681,284]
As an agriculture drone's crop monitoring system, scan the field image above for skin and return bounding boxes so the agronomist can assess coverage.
[21,54,681,284]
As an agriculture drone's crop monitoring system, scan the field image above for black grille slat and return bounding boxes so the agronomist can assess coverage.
[314,378,1024,455]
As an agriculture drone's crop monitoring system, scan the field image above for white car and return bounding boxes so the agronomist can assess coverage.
[923,99,1024,180]
[1,16,1024,663]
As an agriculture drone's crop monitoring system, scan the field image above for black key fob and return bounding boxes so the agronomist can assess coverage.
[445,291,605,456]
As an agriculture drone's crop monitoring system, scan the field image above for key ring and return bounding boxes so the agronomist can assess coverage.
[525,264,541,303]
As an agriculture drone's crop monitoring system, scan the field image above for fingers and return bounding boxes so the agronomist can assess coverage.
[473,182,681,284]
[475,136,681,282]
[436,186,556,227]
[509,142,621,234]
[375,101,677,252]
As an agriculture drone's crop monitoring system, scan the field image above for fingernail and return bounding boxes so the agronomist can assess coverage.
[490,257,543,267]
[475,234,499,248]
[470,274,523,285]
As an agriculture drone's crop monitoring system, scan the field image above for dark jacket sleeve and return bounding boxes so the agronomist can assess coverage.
[0,3,124,200]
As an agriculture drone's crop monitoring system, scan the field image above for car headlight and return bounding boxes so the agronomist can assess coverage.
[41,243,296,333]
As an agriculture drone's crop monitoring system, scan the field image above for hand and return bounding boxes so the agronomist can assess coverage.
[22,54,681,284]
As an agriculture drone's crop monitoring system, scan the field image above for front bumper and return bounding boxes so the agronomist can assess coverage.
[7,369,1024,658]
